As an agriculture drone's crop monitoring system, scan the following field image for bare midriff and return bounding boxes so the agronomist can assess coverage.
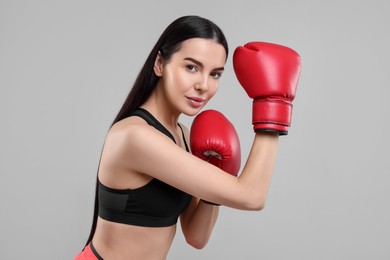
[92,217,177,260]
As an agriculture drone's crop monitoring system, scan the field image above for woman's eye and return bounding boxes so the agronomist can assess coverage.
[211,72,222,79]
[186,65,197,72]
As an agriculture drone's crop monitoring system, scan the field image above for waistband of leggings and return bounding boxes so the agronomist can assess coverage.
[90,241,104,260]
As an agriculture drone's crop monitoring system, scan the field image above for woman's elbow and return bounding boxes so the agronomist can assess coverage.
[251,202,265,211]
[185,236,209,250]
[244,196,266,211]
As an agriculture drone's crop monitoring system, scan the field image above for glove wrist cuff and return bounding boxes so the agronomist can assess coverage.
[252,99,292,135]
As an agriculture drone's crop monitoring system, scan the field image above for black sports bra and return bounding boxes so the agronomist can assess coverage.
[98,108,192,227]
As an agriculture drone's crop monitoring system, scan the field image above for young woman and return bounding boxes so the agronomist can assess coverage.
[75,15,299,260]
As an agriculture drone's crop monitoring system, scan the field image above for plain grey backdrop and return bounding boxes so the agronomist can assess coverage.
[1,0,389,259]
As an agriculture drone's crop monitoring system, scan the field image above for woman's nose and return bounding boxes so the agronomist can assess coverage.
[195,75,209,91]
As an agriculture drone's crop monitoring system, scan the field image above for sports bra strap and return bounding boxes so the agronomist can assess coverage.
[132,108,189,152]
[177,124,189,152]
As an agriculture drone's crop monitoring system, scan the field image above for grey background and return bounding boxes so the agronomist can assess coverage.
[1,0,389,259]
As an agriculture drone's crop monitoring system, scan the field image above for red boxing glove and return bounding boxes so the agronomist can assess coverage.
[233,42,301,135]
[190,110,241,205]
[190,110,241,176]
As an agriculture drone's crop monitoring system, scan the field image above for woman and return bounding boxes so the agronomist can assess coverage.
[75,15,282,260]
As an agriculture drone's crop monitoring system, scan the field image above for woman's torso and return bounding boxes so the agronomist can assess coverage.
[92,108,191,259]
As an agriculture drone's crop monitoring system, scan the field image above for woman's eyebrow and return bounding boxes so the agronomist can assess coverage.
[184,57,224,71]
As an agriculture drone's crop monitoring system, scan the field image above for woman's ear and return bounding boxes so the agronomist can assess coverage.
[153,51,164,76]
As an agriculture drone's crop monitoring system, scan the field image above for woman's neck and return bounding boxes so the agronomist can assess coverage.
[141,93,180,131]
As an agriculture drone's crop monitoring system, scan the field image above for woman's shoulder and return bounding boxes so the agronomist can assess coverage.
[111,115,148,131]
[105,116,178,153]
[106,116,153,146]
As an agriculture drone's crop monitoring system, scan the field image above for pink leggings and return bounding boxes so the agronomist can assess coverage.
[74,242,103,260]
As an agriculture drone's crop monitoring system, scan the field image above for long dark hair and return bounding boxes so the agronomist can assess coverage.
[85,15,228,246]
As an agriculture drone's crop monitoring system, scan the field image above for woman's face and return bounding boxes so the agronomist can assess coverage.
[155,38,227,116]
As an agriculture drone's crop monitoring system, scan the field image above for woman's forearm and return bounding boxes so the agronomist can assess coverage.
[182,200,219,249]
[237,133,279,210]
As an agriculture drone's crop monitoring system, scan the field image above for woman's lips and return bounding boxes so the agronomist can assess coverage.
[187,96,205,108]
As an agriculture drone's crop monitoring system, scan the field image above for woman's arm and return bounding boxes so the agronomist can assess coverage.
[180,197,219,249]
[236,133,279,210]
[178,123,220,249]
[108,122,278,210]
[178,131,278,248]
